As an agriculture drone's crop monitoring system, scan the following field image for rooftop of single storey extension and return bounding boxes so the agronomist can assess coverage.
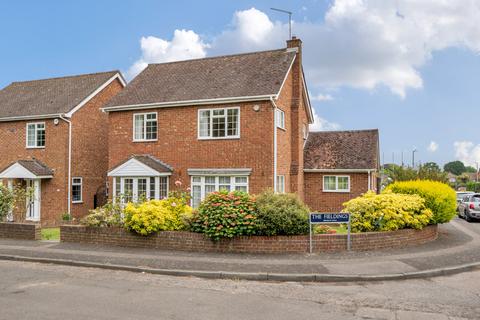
[0,71,121,119]
[304,129,379,170]
[104,48,297,108]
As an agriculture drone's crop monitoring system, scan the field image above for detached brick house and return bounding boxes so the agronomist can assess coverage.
[103,37,379,211]
[0,71,125,225]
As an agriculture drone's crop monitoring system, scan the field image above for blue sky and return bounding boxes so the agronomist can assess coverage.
[2,0,480,167]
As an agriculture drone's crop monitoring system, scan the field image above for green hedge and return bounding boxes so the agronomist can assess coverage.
[386,180,456,224]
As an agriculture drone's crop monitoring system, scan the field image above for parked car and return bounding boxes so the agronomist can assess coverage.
[458,193,480,222]
[456,191,474,208]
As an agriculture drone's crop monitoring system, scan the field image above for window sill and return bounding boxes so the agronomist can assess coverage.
[198,136,240,141]
[26,146,45,149]
[133,139,158,143]
[323,190,351,193]
[72,201,83,204]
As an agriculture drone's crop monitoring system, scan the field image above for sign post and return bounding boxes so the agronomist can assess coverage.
[309,213,351,253]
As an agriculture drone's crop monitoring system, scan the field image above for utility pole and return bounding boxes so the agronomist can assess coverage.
[412,148,417,168]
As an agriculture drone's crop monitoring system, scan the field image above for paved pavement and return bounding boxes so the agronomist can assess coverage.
[0,259,479,319]
[0,218,479,280]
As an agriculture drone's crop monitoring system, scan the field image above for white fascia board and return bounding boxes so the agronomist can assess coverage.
[187,168,252,176]
[102,95,275,113]
[274,55,296,100]
[108,158,172,177]
[0,162,52,179]
[66,73,126,117]
[304,169,377,173]
[0,113,61,122]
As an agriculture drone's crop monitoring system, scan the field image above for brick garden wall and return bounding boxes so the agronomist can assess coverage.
[0,222,41,240]
[60,224,438,254]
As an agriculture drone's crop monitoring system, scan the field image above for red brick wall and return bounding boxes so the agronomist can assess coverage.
[0,119,69,225]
[71,79,124,219]
[0,222,41,240]
[107,101,275,196]
[304,172,373,212]
[60,224,438,253]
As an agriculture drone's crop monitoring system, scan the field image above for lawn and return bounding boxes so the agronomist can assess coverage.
[41,228,60,241]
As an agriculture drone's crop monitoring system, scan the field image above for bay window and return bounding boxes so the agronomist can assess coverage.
[113,176,168,204]
[191,175,249,207]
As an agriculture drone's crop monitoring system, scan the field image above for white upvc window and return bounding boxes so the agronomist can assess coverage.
[26,122,45,148]
[133,112,157,141]
[198,107,240,139]
[113,176,168,204]
[323,175,350,192]
[276,109,285,129]
[190,175,249,207]
[276,175,285,193]
[72,177,83,203]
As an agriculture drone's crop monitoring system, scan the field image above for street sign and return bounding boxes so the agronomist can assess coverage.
[309,212,351,253]
[310,213,350,223]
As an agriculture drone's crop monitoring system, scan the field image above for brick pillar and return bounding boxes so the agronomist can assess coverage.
[286,37,303,195]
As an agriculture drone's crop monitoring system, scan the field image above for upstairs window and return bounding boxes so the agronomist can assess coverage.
[133,112,157,141]
[323,175,350,192]
[276,109,285,129]
[198,107,240,139]
[26,122,45,148]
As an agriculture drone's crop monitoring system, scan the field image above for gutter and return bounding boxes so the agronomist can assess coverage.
[303,169,377,173]
[0,113,62,122]
[102,95,276,113]
[270,97,278,192]
[59,115,72,218]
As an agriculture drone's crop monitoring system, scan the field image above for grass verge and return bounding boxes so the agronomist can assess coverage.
[41,227,60,241]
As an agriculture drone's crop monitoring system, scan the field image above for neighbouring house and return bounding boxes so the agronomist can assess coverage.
[303,129,379,212]
[103,37,379,211]
[0,71,125,225]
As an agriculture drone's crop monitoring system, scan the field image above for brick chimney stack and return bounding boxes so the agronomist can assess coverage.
[286,37,304,197]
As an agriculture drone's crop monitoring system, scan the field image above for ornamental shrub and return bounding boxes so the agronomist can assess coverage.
[0,185,29,221]
[190,190,257,240]
[123,196,193,236]
[255,191,310,236]
[386,180,456,224]
[343,191,432,232]
[81,201,123,227]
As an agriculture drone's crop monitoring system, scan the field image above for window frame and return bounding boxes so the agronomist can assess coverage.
[26,122,46,149]
[132,112,158,142]
[72,177,83,203]
[276,109,286,130]
[197,107,241,140]
[276,175,285,193]
[190,175,249,207]
[114,176,169,204]
[323,175,350,193]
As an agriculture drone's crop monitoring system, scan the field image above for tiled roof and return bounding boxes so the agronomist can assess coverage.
[17,159,54,177]
[0,71,120,119]
[304,129,379,170]
[105,49,296,108]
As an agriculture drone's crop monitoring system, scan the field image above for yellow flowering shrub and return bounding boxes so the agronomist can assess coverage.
[386,180,456,224]
[343,191,433,232]
[124,197,193,236]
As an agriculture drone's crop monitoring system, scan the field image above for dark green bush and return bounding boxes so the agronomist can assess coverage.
[386,180,456,224]
[190,190,257,240]
[255,191,310,236]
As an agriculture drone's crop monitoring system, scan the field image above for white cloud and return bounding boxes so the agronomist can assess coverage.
[311,93,334,101]
[454,141,480,166]
[128,3,480,97]
[309,108,340,132]
[428,141,438,152]
[126,30,208,79]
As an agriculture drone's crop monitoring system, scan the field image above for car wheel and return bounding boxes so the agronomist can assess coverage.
[465,211,472,222]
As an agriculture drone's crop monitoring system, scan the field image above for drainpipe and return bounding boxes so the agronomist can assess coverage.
[270,97,278,192]
[59,115,72,217]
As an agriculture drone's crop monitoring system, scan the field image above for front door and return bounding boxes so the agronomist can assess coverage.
[25,179,40,221]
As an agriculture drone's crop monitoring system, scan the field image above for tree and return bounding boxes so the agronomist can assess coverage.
[444,161,466,176]
[465,166,477,173]
[418,163,447,182]
[423,162,441,171]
